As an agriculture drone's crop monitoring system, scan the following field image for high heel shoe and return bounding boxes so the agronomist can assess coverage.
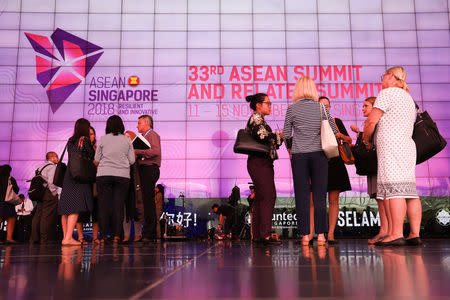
[263,233,282,246]
[317,240,327,246]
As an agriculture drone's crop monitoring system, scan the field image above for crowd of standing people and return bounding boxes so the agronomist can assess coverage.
[244,66,422,246]
[0,115,162,245]
[0,66,423,247]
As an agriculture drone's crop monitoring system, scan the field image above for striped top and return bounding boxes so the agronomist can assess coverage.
[283,99,338,154]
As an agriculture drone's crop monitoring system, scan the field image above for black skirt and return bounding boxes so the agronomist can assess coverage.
[77,197,98,223]
[0,201,16,218]
[327,156,351,192]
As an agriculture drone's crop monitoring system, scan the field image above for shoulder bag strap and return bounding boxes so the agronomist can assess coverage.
[59,144,67,161]
[333,118,341,134]
[319,103,324,120]
[78,137,84,150]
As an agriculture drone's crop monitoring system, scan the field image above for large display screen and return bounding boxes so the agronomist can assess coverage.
[1,0,449,217]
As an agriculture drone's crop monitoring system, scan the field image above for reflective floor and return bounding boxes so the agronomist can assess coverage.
[1,239,450,300]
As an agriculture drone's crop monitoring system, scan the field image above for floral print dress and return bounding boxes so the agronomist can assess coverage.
[246,112,282,160]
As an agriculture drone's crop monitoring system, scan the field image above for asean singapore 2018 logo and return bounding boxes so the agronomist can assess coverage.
[25,28,103,113]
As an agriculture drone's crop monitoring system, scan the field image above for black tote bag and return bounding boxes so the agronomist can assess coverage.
[53,144,67,188]
[233,129,270,155]
[413,110,447,165]
[351,133,377,176]
[69,138,96,183]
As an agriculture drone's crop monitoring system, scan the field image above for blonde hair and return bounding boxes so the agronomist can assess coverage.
[292,76,319,103]
[386,66,410,93]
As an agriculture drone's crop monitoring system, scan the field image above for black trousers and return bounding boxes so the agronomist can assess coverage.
[97,176,130,239]
[30,189,58,243]
[247,155,276,240]
[223,214,236,235]
[139,164,160,239]
[291,151,328,235]
[14,215,33,242]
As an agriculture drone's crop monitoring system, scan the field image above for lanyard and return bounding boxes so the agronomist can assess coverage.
[144,129,153,137]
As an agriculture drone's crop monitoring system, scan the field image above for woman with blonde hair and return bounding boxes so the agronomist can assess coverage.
[363,66,421,246]
[283,76,338,246]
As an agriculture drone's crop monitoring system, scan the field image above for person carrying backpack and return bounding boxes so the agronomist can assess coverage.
[30,152,61,244]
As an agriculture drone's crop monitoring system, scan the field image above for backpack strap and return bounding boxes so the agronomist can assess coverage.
[36,163,53,176]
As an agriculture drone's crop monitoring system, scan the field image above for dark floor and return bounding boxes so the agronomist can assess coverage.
[0,239,449,300]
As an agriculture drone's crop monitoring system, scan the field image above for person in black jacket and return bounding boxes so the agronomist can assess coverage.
[245,93,283,246]
[0,164,20,244]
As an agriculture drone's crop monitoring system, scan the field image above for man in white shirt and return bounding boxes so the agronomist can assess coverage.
[14,194,34,242]
[30,152,61,244]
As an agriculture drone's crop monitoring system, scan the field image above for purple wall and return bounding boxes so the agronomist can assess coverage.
[0,0,448,199]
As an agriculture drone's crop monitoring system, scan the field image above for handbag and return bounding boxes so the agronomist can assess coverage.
[333,119,355,164]
[351,133,377,176]
[69,137,96,183]
[233,129,270,155]
[320,103,339,159]
[53,144,67,187]
[5,177,21,205]
[413,108,447,165]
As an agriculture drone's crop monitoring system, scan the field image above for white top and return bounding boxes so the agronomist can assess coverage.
[40,162,61,197]
[15,198,34,216]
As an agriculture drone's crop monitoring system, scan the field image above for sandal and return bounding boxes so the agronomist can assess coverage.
[317,239,327,246]
[301,240,310,246]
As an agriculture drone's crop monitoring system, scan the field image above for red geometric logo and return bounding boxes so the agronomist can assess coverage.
[24,28,103,112]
